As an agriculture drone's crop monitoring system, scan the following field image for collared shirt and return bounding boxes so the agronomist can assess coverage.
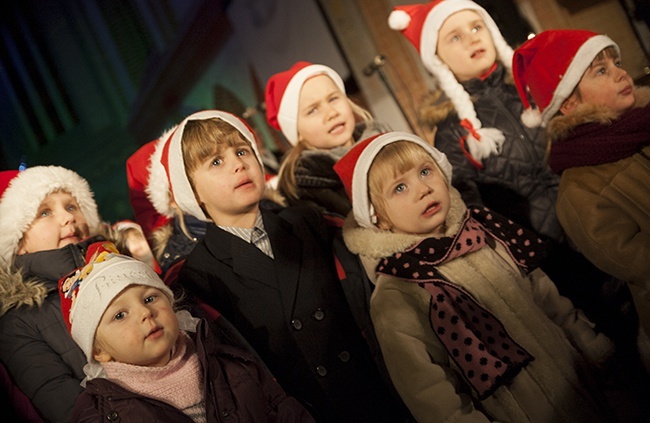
[218,212,274,258]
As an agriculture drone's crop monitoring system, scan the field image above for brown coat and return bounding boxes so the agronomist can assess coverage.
[547,87,650,338]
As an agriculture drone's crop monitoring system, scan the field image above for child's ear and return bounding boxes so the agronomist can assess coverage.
[560,94,579,115]
[93,348,112,363]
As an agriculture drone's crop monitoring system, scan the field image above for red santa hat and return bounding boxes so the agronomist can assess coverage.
[512,29,619,124]
[333,131,452,229]
[265,61,346,146]
[58,241,172,363]
[0,166,102,265]
[150,110,264,222]
[389,0,517,163]
[126,136,174,238]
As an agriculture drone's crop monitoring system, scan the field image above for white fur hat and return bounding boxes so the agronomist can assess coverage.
[59,241,173,363]
[333,131,452,229]
[0,166,101,265]
[389,0,520,163]
[148,110,264,222]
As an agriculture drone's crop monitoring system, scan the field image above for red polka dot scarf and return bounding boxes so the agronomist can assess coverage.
[376,206,546,399]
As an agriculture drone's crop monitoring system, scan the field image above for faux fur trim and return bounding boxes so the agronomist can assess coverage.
[146,126,178,218]
[342,188,467,259]
[547,85,650,141]
[0,263,49,317]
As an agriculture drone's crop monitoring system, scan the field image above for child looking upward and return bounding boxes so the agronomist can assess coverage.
[334,132,616,422]
[265,61,385,217]
[0,166,105,422]
[59,241,312,422]
[513,29,650,363]
[389,0,560,240]
[157,110,410,422]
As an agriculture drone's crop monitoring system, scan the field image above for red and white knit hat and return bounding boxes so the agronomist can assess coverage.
[265,61,346,145]
[58,241,172,363]
[333,131,452,229]
[148,110,264,222]
[0,166,101,265]
[389,0,516,162]
[512,29,619,124]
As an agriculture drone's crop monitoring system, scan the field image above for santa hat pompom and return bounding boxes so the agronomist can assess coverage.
[521,107,542,128]
[388,10,411,31]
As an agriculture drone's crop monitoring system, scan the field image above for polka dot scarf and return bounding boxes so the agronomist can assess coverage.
[376,207,546,399]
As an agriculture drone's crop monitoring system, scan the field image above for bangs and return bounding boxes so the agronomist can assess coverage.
[369,141,433,193]
[182,118,248,175]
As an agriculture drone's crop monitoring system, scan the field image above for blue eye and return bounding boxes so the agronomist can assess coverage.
[395,183,406,193]
[66,204,77,213]
[38,209,52,218]
[420,167,431,177]
[144,295,156,304]
[211,157,222,167]
[236,148,248,157]
[114,311,125,321]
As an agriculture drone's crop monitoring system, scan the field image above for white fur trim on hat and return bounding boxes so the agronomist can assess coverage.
[420,0,513,161]
[541,35,617,123]
[146,126,177,218]
[66,253,172,363]
[0,166,101,265]
[165,110,264,222]
[352,131,453,229]
[277,64,346,145]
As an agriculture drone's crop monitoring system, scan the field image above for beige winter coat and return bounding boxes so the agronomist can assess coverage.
[343,189,613,423]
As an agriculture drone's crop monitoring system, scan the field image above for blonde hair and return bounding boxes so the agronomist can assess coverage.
[368,141,445,229]
[278,100,374,201]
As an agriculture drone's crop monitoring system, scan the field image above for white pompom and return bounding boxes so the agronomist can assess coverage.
[521,107,542,128]
[388,10,411,31]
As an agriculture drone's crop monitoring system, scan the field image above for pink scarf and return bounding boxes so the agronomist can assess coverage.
[377,207,544,399]
[102,332,205,417]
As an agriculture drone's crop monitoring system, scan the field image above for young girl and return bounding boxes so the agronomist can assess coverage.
[265,61,385,217]
[389,0,559,240]
[0,166,106,422]
[59,241,313,422]
[334,131,616,422]
[157,109,410,422]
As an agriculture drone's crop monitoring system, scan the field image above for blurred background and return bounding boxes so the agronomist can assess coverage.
[1,0,648,222]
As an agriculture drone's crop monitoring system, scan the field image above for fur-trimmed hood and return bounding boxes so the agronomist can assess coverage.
[547,85,650,141]
[342,187,467,260]
[0,235,106,317]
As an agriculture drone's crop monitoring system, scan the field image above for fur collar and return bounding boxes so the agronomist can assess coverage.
[0,263,49,317]
[342,188,467,260]
[548,85,650,141]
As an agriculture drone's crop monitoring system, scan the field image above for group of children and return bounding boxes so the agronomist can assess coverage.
[0,0,648,422]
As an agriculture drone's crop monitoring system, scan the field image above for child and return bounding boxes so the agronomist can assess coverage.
[265,61,386,217]
[388,0,561,241]
[334,131,616,422]
[111,220,159,271]
[0,166,106,422]
[59,241,313,422]
[158,109,411,422]
[512,29,650,362]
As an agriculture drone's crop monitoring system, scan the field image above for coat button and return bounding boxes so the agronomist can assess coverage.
[338,351,350,362]
[291,319,303,330]
[107,411,119,421]
[313,309,325,321]
[316,365,328,377]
